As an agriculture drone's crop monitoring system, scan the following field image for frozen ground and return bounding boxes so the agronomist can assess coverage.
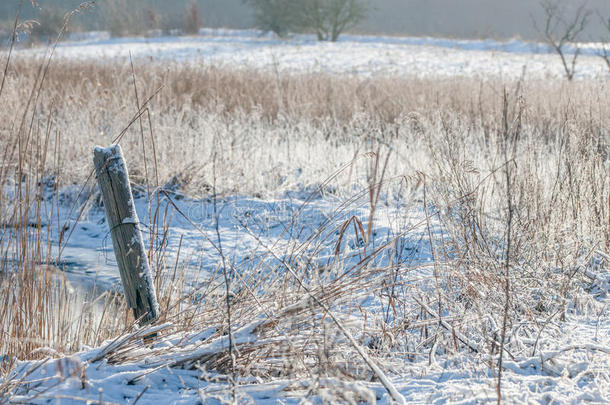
[44,185,434,293]
[14,29,610,80]
[4,180,609,404]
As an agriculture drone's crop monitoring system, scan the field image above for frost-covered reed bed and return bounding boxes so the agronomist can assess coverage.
[0,54,608,402]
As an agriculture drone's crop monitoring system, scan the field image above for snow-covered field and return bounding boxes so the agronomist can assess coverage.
[16,29,610,79]
[9,184,609,404]
[2,30,609,404]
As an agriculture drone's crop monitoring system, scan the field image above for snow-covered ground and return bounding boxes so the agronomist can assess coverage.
[3,30,609,404]
[46,186,433,294]
[5,184,438,404]
[15,29,609,79]
[5,178,609,404]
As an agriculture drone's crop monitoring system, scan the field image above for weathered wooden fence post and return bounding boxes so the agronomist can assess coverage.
[93,144,159,325]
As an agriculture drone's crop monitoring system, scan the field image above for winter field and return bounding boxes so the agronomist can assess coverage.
[16,29,610,79]
[0,30,609,404]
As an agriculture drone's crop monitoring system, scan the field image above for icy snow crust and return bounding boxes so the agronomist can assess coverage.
[15,29,610,80]
[7,186,610,404]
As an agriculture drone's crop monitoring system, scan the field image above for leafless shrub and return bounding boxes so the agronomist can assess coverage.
[246,0,370,41]
[534,0,592,80]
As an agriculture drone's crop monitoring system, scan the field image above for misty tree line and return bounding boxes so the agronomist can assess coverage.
[3,0,610,76]
[241,0,610,76]
[245,0,370,41]
[3,0,370,43]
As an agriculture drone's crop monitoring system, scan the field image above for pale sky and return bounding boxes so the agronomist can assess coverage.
[1,0,609,41]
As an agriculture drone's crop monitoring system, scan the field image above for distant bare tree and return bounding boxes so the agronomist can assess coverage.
[183,1,202,34]
[298,0,370,42]
[534,0,591,80]
[598,14,610,71]
[246,0,369,41]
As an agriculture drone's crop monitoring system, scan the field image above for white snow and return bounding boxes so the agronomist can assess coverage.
[13,29,610,80]
[4,185,608,404]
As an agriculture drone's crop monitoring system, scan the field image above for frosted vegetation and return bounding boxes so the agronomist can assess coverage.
[0,29,608,404]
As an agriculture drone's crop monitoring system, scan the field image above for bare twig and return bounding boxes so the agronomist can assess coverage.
[211,151,237,404]
[0,0,22,99]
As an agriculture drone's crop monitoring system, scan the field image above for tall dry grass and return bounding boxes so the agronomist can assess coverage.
[2,58,608,197]
[0,45,132,378]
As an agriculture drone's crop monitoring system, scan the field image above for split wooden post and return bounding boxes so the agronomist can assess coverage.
[93,144,159,325]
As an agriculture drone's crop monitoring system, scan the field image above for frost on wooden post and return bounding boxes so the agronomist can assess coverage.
[93,144,159,325]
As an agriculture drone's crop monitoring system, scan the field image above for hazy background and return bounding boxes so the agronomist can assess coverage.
[1,0,609,41]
